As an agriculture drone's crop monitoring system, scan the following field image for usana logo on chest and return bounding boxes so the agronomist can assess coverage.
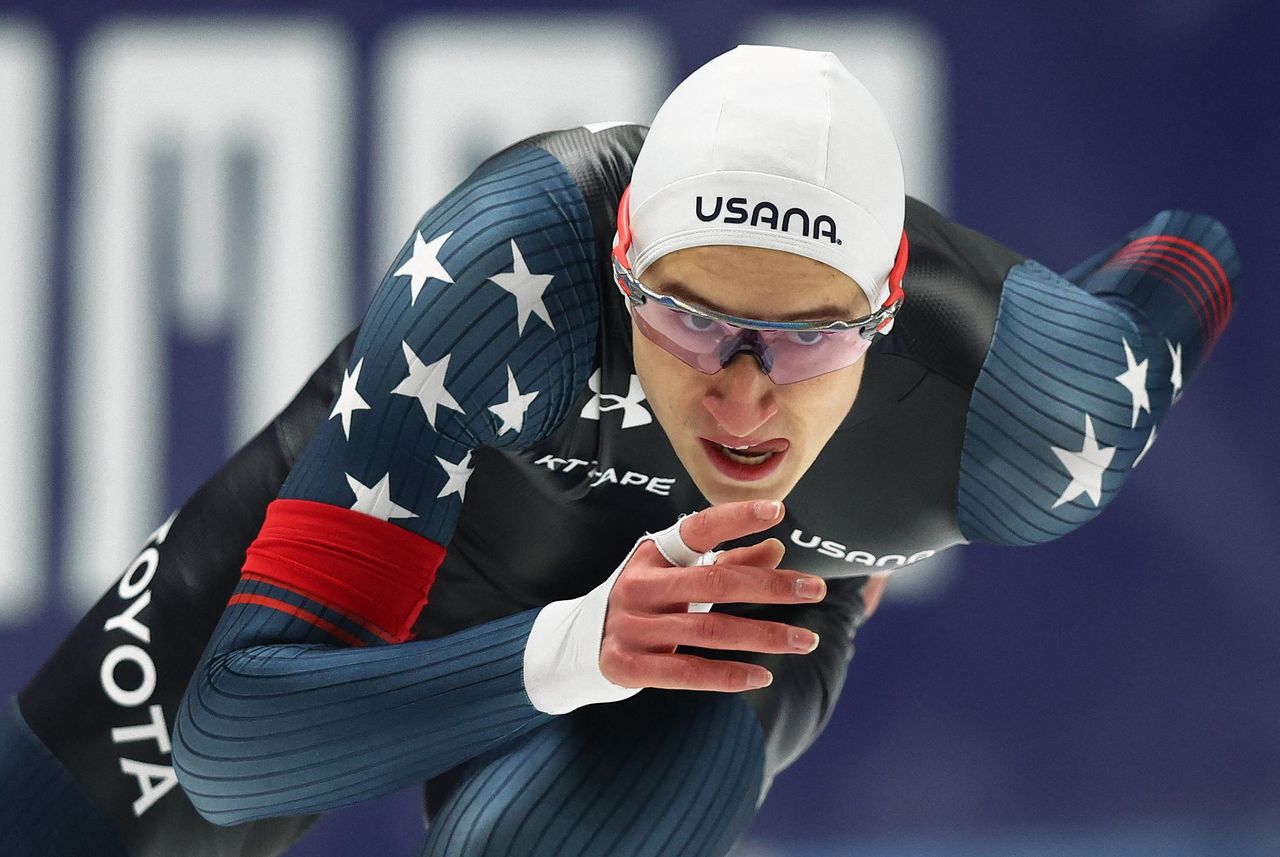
[789,529,936,570]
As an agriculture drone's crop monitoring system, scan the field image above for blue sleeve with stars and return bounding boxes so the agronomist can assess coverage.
[957,211,1238,545]
[172,141,601,824]
[282,144,599,533]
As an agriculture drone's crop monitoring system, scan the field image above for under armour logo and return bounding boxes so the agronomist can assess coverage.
[581,369,652,429]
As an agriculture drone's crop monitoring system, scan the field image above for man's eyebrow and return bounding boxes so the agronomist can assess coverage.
[652,279,858,321]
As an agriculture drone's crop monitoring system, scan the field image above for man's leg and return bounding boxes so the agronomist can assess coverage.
[419,689,766,857]
[0,697,126,857]
[4,333,355,856]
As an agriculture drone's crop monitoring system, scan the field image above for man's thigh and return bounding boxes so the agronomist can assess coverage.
[420,689,767,857]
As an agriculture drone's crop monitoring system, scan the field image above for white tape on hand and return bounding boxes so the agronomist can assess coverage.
[523,537,644,716]
[650,515,703,567]
[522,520,721,715]
[652,516,719,612]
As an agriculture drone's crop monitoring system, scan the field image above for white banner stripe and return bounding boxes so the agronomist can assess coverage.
[0,22,53,625]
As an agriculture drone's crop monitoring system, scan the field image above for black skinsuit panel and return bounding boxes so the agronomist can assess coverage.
[17,333,356,857]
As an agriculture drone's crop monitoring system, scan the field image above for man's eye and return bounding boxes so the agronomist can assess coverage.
[680,313,717,332]
[788,330,826,346]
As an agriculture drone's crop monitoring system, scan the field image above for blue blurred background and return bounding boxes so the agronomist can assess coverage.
[0,0,1276,854]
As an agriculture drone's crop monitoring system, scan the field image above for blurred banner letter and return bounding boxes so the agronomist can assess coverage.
[0,22,53,625]
[69,22,353,606]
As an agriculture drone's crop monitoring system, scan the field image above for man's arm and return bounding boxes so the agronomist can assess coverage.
[957,210,1239,545]
[172,138,604,825]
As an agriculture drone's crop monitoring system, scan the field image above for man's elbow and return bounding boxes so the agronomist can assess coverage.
[171,692,260,827]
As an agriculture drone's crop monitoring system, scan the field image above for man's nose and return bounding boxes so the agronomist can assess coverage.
[701,352,778,438]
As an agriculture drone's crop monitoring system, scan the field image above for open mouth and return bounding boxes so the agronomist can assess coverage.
[717,441,781,463]
[699,437,789,481]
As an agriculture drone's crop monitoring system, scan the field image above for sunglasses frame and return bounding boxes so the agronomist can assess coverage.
[612,257,888,340]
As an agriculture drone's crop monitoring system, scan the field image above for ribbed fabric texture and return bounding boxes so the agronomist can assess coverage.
[420,691,765,857]
[958,260,1141,543]
[173,608,551,824]
[173,141,603,825]
[1062,210,1237,362]
[958,211,1238,545]
[281,143,599,546]
[0,697,126,857]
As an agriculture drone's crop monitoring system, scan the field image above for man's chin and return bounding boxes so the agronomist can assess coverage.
[688,466,793,507]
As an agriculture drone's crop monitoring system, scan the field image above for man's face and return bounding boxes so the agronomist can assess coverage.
[631,245,872,505]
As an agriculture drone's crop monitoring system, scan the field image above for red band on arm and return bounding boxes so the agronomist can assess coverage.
[241,499,446,642]
[1099,235,1233,342]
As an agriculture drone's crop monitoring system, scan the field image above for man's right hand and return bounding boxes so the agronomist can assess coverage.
[599,499,828,693]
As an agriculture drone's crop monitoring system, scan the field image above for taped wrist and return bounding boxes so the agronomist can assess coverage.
[521,517,719,715]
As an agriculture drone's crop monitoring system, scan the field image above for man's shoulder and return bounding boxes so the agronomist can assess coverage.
[457,123,645,286]
[885,198,1025,389]
[517,123,648,176]
[518,123,648,257]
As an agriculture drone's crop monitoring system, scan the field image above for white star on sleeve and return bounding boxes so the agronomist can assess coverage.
[488,366,540,436]
[1167,339,1184,402]
[347,472,418,521]
[583,121,630,133]
[391,341,463,429]
[1133,425,1157,468]
[1050,414,1117,508]
[1114,338,1151,429]
[488,240,555,334]
[436,450,474,501]
[393,230,454,305]
[329,358,371,439]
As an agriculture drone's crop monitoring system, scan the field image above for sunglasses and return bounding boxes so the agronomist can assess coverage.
[611,186,909,384]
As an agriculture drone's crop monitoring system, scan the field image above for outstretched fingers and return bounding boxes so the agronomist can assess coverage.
[624,611,819,656]
[714,537,785,570]
[615,561,826,611]
[601,502,826,697]
[678,500,785,554]
[605,650,774,692]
